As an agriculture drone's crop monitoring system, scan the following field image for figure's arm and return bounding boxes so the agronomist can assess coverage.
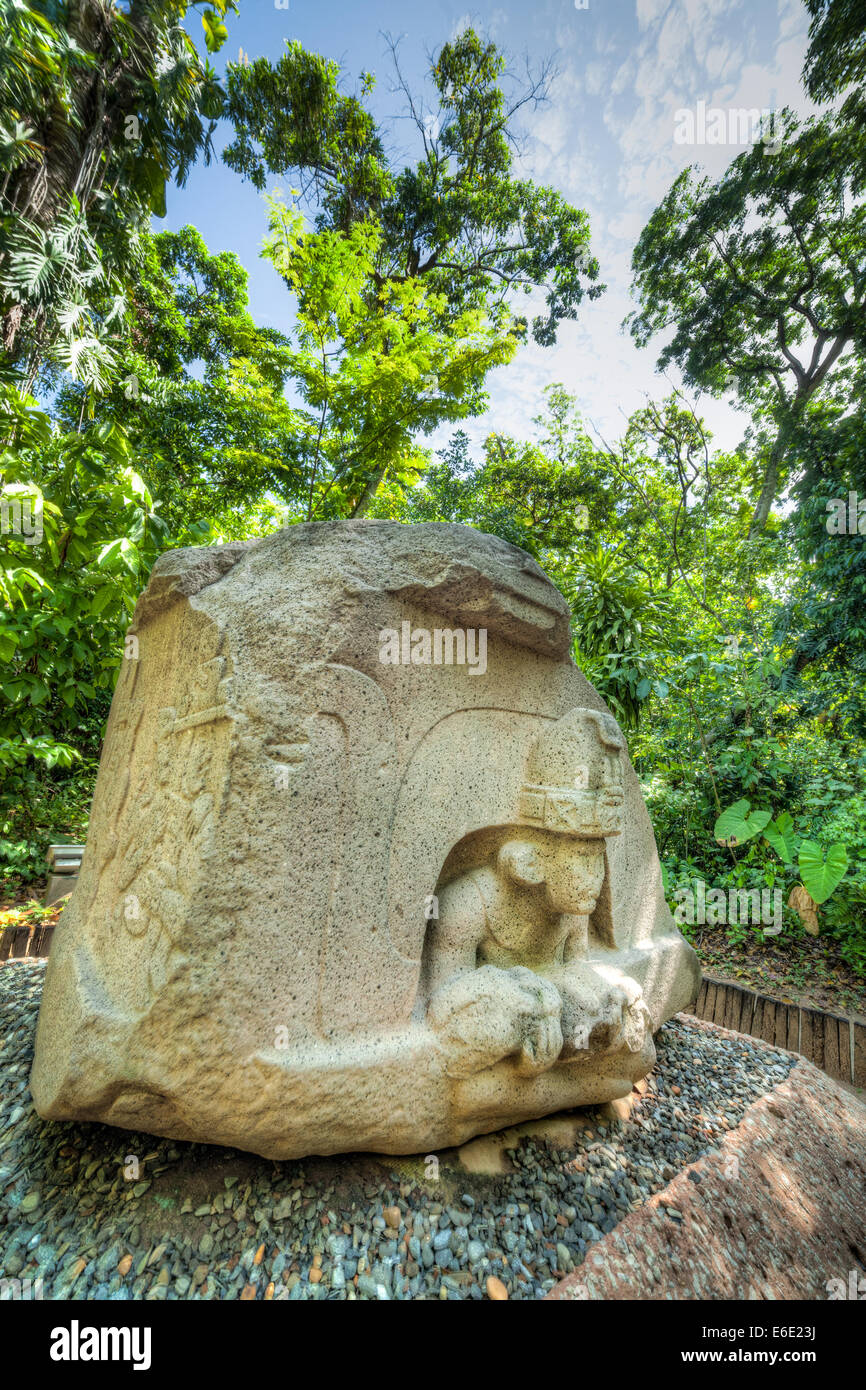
[425,876,485,996]
[428,965,562,1078]
[552,959,651,1057]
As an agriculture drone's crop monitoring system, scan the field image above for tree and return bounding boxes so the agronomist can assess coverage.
[627,108,866,536]
[566,545,672,729]
[398,385,607,556]
[222,28,602,514]
[0,0,235,381]
[55,225,298,536]
[0,379,166,745]
[803,0,866,105]
[776,365,866,682]
[260,191,517,519]
[592,394,766,614]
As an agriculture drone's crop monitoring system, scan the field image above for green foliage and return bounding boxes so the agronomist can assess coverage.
[815,790,866,972]
[260,191,517,519]
[798,839,849,905]
[0,373,171,866]
[763,811,796,865]
[566,546,670,729]
[57,225,298,537]
[713,800,772,848]
[224,30,601,339]
[619,76,866,973]
[803,0,866,104]
[222,27,601,513]
[0,0,236,383]
[627,106,866,535]
[398,385,607,555]
[0,382,167,742]
[712,797,848,905]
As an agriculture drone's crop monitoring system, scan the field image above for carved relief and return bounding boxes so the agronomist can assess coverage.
[31,521,700,1160]
[423,708,652,1080]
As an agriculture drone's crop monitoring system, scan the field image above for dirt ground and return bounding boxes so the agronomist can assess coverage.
[695,929,866,1019]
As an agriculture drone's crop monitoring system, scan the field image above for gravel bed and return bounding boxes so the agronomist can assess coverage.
[0,958,796,1300]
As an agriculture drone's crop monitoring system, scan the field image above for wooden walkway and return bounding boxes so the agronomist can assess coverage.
[687,974,866,1089]
[0,921,56,963]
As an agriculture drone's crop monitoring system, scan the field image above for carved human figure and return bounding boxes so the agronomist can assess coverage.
[426,708,652,1079]
[427,833,650,1077]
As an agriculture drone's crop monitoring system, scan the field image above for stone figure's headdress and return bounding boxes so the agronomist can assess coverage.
[517,708,625,838]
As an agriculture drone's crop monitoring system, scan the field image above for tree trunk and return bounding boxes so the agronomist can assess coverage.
[747,410,796,538]
[350,465,386,517]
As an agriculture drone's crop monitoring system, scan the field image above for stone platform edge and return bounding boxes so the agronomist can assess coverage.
[546,1014,866,1300]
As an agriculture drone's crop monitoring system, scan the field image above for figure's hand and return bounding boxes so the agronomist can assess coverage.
[427,965,562,1079]
[507,967,564,1076]
[592,974,651,1054]
[557,964,651,1056]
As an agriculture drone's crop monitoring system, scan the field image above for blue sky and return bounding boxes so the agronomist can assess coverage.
[165,0,818,458]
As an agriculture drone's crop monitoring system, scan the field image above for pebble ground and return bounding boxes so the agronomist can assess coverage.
[0,959,795,1300]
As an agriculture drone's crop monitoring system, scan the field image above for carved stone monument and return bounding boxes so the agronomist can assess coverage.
[31,522,700,1158]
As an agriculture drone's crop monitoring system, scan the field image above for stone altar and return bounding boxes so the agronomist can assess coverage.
[30,522,700,1158]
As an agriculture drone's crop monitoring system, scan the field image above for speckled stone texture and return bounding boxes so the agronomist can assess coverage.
[547,1015,866,1301]
[30,521,698,1159]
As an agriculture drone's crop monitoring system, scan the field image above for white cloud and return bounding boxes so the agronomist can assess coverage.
[440,0,819,457]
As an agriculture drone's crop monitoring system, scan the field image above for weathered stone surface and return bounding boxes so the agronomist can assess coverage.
[547,1017,866,1301]
[30,521,699,1158]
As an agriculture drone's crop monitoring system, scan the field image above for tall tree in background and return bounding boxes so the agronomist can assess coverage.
[0,0,235,386]
[55,225,297,535]
[402,384,606,557]
[222,28,602,515]
[627,107,866,537]
[259,189,519,519]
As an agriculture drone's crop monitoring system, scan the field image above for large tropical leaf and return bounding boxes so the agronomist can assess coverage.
[763,810,796,864]
[713,799,772,847]
[798,841,848,905]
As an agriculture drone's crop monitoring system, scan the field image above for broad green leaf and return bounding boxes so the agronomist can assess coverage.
[96,538,122,568]
[201,10,228,52]
[90,585,114,615]
[798,841,848,906]
[713,799,772,847]
[763,811,796,865]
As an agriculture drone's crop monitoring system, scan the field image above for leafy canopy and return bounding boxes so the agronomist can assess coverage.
[627,108,866,534]
[0,0,236,379]
[221,27,602,514]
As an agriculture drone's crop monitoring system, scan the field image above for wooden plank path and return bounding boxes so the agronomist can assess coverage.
[0,922,56,964]
[690,973,864,1088]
